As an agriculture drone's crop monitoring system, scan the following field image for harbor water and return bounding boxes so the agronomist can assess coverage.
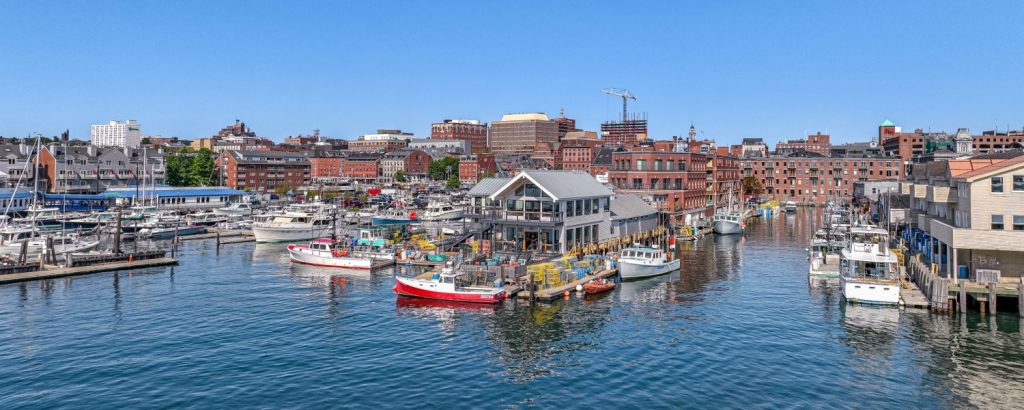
[2,210,1023,408]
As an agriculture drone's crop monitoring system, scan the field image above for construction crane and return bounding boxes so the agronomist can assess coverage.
[601,88,637,122]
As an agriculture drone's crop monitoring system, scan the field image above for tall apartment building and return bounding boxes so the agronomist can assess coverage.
[431,120,488,154]
[91,120,141,149]
[219,150,310,191]
[600,114,648,146]
[489,113,558,154]
[741,152,901,204]
[553,112,578,140]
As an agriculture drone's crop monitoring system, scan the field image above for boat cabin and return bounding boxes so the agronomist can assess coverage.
[620,247,665,261]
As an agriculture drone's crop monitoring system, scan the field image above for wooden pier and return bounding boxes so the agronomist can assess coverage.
[0,257,179,285]
[516,268,619,301]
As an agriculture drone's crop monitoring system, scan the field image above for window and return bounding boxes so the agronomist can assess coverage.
[1014,176,1024,192]
[991,177,1004,193]
[1014,215,1024,231]
[991,215,1004,230]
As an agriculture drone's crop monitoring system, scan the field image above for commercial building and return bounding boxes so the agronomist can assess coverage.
[38,145,166,193]
[707,154,741,215]
[489,113,558,154]
[341,152,383,183]
[91,120,141,149]
[308,153,344,179]
[349,130,412,153]
[431,120,488,154]
[218,150,310,191]
[379,149,431,183]
[408,138,469,159]
[739,138,769,158]
[853,180,901,203]
[553,112,579,140]
[607,148,708,224]
[558,138,602,173]
[775,132,832,156]
[459,153,496,183]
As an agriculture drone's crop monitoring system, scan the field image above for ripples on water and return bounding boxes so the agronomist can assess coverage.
[1,210,1023,408]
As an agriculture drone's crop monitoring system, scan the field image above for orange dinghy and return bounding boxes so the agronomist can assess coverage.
[583,279,616,295]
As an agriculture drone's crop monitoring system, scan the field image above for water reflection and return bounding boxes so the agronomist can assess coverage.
[839,304,900,359]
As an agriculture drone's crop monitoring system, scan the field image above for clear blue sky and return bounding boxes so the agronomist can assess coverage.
[1,1,1022,145]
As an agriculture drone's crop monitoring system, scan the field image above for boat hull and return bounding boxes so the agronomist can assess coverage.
[712,220,744,235]
[619,258,681,280]
[253,225,335,243]
[393,276,505,304]
[288,245,373,269]
[840,277,900,305]
[372,217,416,226]
[421,210,465,222]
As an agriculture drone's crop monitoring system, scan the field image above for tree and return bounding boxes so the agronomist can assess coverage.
[428,157,459,181]
[740,176,764,200]
[446,174,460,190]
[394,170,407,182]
[274,185,291,198]
[186,148,216,186]
[140,137,151,146]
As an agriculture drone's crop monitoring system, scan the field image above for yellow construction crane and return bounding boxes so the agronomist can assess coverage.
[601,88,637,122]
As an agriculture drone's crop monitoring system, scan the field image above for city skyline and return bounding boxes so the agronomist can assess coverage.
[2,1,1022,144]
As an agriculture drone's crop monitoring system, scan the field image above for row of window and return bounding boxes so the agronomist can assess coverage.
[991,215,1024,231]
[990,176,1024,193]
[565,224,601,248]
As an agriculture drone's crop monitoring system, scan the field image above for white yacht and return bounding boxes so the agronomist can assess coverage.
[186,211,229,227]
[0,232,99,258]
[214,202,255,216]
[840,227,900,305]
[618,247,680,281]
[420,202,464,222]
[712,212,744,235]
[252,204,337,243]
[784,201,798,213]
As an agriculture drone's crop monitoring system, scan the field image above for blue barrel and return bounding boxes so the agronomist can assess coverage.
[958,265,969,279]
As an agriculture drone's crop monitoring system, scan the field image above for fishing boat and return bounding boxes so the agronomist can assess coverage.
[393,267,506,304]
[419,202,464,221]
[287,238,375,269]
[618,247,680,280]
[213,202,255,217]
[372,207,417,226]
[711,186,744,235]
[840,226,900,305]
[784,201,798,213]
[583,278,616,295]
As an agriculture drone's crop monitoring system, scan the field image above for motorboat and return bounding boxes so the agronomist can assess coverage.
[0,232,99,258]
[583,278,616,295]
[393,268,506,304]
[138,220,207,240]
[618,247,680,281]
[64,212,120,229]
[287,238,375,269]
[252,207,337,243]
[420,202,464,222]
[186,211,229,227]
[214,202,255,216]
[372,208,417,226]
[12,206,77,229]
[840,226,900,305]
[784,201,798,213]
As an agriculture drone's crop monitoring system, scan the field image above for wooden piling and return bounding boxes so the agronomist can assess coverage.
[988,283,997,315]
[1018,282,1024,317]
[958,284,967,314]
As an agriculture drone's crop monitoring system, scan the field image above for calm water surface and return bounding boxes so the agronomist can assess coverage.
[2,210,1023,409]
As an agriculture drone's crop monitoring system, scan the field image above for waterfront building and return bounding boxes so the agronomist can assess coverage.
[218,150,310,191]
[853,179,900,203]
[465,170,614,253]
[308,153,344,179]
[38,145,166,193]
[489,113,558,154]
[104,186,248,210]
[349,130,412,153]
[902,152,1024,282]
[607,148,708,224]
[340,152,383,183]
[431,119,488,154]
[609,193,659,238]
[379,149,431,183]
[0,143,44,190]
[91,120,141,149]
[741,152,901,204]
[459,153,496,183]
[707,154,741,215]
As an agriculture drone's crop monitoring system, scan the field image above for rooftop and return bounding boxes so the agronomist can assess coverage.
[499,113,549,122]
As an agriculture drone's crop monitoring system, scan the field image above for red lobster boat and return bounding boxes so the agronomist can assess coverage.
[393,270,506,304]
[583,278,616,295]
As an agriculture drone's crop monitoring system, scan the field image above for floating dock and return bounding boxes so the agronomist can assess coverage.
[516,268,619,301]
[0,257,179,285]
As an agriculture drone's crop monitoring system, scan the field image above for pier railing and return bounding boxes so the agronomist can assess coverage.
[905,252,950,311]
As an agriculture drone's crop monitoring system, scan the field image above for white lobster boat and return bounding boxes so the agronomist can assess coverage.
[840,226,900,305]
[287,238,374,269]
[618,247,680,281]
[420,202,464,221]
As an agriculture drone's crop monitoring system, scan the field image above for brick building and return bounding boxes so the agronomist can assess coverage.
[309,154,343,178]
[219,150,310,191]
[607,149,708,223]
[341,152,383,183]
[558,138,602,172]
[707,154,741,215]
[380,149,432,183]
[741,152,901,204]
[489,113,558,154]
[775,132,832,156]
[431,119,488,154]
[349,130,412,153]
[459,153,497,183]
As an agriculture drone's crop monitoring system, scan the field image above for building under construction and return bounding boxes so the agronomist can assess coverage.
[601,113,648,146]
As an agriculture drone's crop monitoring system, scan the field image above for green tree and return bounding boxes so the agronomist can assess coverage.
[446,174,460,190]
[428,157,459,181]
[394,170,407,182]
[274,185,292,198]
[186,148,216,186]
[140,137,151,146]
